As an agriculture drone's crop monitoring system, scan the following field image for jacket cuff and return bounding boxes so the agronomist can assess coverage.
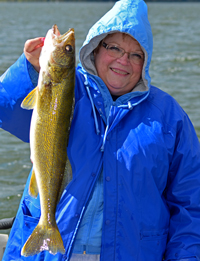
[27,60,39,87]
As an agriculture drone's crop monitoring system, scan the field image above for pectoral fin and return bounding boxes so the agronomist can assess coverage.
[29,169,38,198]
[21,86,38,110]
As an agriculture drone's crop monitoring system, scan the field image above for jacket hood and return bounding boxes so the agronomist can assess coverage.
[79,0,153,93]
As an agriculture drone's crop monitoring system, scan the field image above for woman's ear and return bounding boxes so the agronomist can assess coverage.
[93,49,97,58]
[93,46,99,58]
[93,41,102,58]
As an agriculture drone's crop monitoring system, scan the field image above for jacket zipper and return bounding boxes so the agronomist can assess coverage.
[85,171,103,249]
[65,163,103,260]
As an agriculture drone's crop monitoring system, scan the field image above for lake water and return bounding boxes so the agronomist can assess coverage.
[0,2,200,232]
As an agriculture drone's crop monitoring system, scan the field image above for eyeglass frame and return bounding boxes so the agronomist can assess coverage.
[101,41,144,65]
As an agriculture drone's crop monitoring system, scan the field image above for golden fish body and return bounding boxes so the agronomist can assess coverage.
[21,25,75,257]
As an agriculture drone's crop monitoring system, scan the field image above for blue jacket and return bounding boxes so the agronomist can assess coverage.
[1,0,200,260]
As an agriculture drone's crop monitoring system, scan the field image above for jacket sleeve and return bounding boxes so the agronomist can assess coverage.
[0,53,36,142]
[169,257,198,261]
[165,112,200,260]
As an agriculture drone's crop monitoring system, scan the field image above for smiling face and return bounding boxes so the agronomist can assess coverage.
[94,33,144,96]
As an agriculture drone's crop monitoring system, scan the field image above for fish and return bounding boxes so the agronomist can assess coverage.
[20,24,75,257]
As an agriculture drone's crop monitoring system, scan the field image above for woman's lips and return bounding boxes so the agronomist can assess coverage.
[111,67,129,75]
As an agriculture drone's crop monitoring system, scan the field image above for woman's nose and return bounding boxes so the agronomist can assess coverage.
[117,52,130,65]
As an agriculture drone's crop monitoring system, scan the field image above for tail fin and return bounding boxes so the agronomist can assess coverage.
[21,223,65,257]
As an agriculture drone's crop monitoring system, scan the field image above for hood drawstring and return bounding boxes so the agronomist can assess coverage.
[84,74,139,152]
[128,101,133,110]
[100,102,134,152]
[117,101,134,110]
[84,74,100,136]
[84,73,108,152]
[100,120,109,152]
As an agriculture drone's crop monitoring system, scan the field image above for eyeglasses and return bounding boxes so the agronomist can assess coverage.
[102,42,144,65]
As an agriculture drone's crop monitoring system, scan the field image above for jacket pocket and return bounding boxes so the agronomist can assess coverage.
[21,196,41,246]
[138,230,168,261]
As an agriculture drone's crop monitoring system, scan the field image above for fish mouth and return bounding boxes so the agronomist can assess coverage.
[52,24,61,37]
[60,28,75,42]
[52,25,74,43]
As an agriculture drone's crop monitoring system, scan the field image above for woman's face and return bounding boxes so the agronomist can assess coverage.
[94,33,144,96]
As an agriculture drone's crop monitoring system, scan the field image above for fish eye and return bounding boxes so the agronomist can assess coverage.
[65,45,73,53]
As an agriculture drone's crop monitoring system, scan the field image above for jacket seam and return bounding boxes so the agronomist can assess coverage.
[145,96,180,134]
[114,128,119,260]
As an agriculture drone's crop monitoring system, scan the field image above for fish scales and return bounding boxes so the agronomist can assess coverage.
[20,25,75,257]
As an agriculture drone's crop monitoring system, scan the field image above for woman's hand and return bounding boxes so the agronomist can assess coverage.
[24,37,45,72]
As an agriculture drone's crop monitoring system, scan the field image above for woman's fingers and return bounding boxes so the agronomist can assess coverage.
[24,37,45,72]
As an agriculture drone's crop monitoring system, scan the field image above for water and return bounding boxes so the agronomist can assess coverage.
[0,2,199,232]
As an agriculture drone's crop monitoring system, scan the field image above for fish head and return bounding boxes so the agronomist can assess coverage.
[51,26,75,69]
[39,25,75,84]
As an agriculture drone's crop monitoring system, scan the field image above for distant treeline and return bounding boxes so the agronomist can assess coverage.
[146,0,200,1]
[0,0,107,1]
[0,0,199,2]
[0,0,106,1]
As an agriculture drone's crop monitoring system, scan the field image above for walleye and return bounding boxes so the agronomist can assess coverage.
[20,25,75,257]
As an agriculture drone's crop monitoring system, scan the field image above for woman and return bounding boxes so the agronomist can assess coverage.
[1,0,200,260]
